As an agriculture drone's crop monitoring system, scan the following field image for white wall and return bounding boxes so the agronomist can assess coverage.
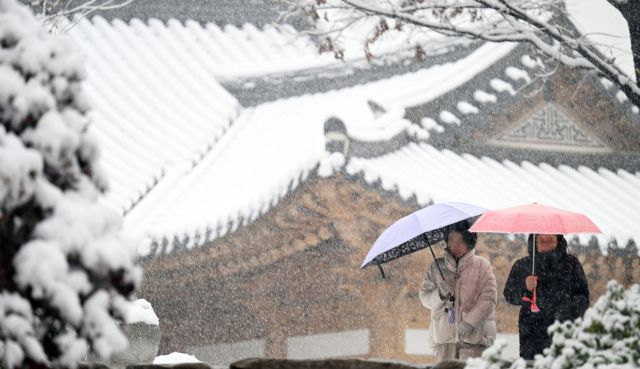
[185,339,265,366]
[404,329,434,356]
[404,329,520,359]
[185,329,519,365]
[286,329,370,359]
[495,334,519,359]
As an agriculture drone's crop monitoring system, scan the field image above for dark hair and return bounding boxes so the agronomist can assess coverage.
[443,219,478,250]
[527,234,567,256]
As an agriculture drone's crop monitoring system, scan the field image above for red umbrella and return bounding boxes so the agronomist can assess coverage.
[469,203,602,234]
[469,203,602,312]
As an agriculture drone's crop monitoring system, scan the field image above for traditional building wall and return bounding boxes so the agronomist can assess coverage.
[138,174,640,365]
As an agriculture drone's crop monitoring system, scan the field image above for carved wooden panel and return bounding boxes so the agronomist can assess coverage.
[494,104,603,148]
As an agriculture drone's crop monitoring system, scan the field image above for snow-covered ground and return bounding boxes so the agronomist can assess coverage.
[125,299,159,326]
[154,352,202,365]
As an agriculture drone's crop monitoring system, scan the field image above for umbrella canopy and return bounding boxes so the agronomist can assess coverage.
[469,202,601,313]
[361,202,489,269]
[468,203,602,235]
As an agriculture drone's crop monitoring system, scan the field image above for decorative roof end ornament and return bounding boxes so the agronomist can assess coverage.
[324,117,350,157]
[368,100,386,118]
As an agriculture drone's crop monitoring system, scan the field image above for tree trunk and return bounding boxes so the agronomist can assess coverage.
[607,0,640,86]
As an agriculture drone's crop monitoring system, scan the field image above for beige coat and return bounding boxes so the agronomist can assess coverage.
[419,249,497,348]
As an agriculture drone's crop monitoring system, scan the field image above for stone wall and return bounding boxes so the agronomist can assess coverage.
[90,322,160,369]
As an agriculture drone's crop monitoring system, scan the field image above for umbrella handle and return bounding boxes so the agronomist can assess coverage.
[376,259,386,279]
[422,234,455,303]
[423,234,446,281]
[429,245,446,281]
[532,233,536,276]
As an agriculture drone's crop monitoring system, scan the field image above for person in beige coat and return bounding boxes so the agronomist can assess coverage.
[419,220,497,362]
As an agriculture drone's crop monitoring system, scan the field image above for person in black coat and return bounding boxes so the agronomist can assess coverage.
[504,234,589,360]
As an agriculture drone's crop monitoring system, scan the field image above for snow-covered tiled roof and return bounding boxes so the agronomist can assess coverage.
[71,16,349,82]
[112,38,640,257]
[66,11,640,256]
[452,79,640,146]
[413,45,640,139]
[346,143,640,250]
[67,18,241,213]
[370,43,517,110]
[70,15,472,215]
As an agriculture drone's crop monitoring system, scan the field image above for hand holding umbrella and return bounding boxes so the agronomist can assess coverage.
[523,276,540,312]
[437,280,451,301]
[525,276,538,291]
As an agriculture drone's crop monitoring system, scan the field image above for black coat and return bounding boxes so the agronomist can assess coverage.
[503,237,589,360]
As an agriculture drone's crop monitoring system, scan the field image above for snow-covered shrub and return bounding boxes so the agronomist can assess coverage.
[0,0,140,368]
[466,339,527,369]
[465,280,640,369]
[535,280,640,369]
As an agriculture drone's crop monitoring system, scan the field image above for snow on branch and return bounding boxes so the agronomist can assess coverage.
[535,280,640,368]
[465,280,640,369]
[273,0,640,105]
[25,0,136,33]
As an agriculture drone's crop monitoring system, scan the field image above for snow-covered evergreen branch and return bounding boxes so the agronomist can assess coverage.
[0,0,140,367]
[25,0,136,33]
[465,280,640,369]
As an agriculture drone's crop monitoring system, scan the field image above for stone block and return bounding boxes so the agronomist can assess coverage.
[128,363,211,369]
[430,360,465,369]
[96,323,161,369]
[230,358,427,369]
[79,362,111,369]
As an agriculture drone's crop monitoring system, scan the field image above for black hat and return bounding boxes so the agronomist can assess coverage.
[444,219,478,250]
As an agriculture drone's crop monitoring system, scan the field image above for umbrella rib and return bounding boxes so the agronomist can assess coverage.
[556,213,567,234]
[513,210,522,234]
